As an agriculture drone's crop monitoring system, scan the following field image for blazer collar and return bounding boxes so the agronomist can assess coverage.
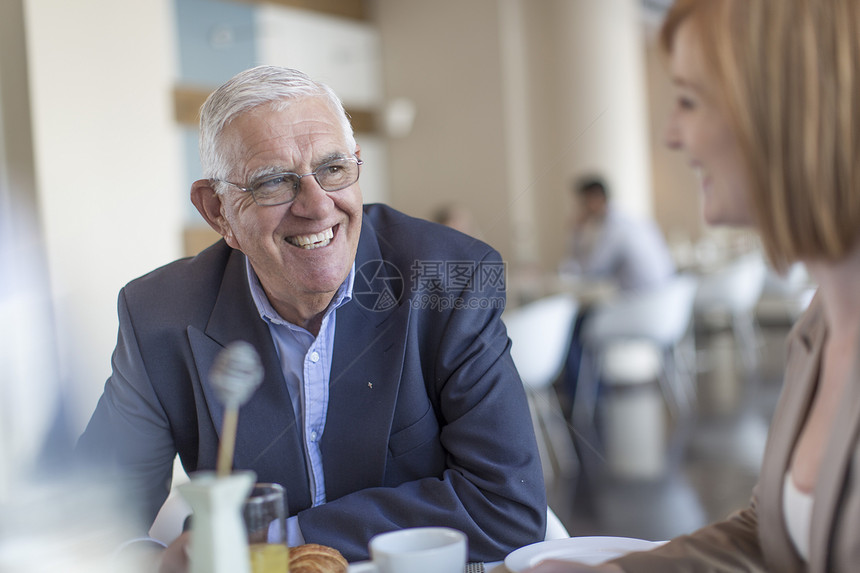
[791,292,826,354]
[189,214,414,507]
[759,293,860,572]
[320,213,414,500]
[757,296,825,570]
[808,299,860,571]
[188,247,312,511]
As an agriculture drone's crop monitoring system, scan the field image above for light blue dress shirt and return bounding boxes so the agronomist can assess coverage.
[245,256,355,545]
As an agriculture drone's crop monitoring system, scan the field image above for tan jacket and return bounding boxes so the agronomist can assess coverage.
[613,295,860,572]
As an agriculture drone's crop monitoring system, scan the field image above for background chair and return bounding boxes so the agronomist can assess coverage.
[755,262,815,324]
[545,506,570,540]
[148,456,191,546]
[693,251,767,376]
[571,274,698,478]
[577,274,699,418]
[599,339,667,480]
[504,294,579,485]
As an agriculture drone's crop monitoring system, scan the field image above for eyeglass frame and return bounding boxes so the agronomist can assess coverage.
[211,155,363,206]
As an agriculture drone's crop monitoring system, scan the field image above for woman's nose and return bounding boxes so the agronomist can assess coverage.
[664,111,682,150]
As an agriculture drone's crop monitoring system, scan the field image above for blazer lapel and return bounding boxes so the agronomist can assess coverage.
[758,301,824,571]
[320,216,413,501]
[323,299,411,500]
[809,320,860,572]
[188,248,311,511]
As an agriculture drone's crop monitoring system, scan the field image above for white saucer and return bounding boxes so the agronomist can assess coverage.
[504,536,665,572]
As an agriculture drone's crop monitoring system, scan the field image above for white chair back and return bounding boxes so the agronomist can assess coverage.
[504,294,578,390]
[694,252,766,315]
[693,251,768,375]
[583,274,698,349]
[545,506,570,540]
[504,294,580,483]
[576,274,699,421]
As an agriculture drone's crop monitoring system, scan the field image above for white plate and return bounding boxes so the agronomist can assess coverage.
[504,536,665,572]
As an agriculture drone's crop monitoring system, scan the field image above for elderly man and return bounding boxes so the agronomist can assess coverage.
[77,66,546,568]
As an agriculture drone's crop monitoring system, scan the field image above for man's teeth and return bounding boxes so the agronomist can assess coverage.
[289,227,334,250]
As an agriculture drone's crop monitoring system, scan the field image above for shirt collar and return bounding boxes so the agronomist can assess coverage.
[245,255,355,329]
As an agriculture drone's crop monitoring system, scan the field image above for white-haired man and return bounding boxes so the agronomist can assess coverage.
[78,66,546,570]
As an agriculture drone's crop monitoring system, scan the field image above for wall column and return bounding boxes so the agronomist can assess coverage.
[501,0,654,273]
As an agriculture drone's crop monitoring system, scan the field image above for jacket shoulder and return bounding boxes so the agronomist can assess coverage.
[362,203,497,261]
[121,240,233,320]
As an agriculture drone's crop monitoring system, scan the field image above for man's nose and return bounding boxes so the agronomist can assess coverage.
[290,175,331,217]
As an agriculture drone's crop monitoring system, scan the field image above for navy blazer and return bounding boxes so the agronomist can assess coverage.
[78,204,546,561]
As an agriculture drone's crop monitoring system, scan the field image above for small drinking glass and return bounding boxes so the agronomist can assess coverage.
[243,483,289,573]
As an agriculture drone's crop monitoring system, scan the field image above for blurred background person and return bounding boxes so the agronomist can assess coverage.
[432,202,484,239]
[560,176,675,294]
[558,176,676,425]
[526,0,860,571]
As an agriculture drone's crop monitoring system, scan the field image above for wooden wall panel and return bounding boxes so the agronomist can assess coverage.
[183,226,222,257]
[173,84,377,133]
[173,85,212,125]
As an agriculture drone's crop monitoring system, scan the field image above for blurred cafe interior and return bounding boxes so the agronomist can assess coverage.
[0,0,817,569]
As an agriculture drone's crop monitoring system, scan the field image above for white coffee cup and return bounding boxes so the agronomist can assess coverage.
[349,527,467,573]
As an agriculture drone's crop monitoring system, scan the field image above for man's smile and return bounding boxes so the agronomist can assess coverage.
[286,225,335,250]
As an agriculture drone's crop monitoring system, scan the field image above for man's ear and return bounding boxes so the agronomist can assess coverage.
[190,179,235,246]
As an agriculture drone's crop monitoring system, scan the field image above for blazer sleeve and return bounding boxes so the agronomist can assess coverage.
[296,249,547,562]
[76,287,176,534]
[608,484,767,572]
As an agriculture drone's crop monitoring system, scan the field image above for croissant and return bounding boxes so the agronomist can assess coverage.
[289,543,349,573]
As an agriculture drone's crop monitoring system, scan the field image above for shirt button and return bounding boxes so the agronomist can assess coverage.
[310,351,320,363]
[310,430,318,442]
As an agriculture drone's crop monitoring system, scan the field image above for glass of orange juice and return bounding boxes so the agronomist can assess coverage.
[243,483,289,573]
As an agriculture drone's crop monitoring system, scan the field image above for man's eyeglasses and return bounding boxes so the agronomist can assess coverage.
[213,156,363,206]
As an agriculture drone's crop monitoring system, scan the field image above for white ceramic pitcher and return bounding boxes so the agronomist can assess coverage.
[179,470,256,573]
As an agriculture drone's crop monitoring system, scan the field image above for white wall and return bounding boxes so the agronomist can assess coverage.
[377,0,655,275]
[375,0,510,256]
[255,4,389,205]
[521,0,655,274]
[25,0,184,432]
[552,0,654,219]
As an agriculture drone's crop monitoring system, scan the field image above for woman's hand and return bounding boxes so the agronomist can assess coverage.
[523,560,624,573]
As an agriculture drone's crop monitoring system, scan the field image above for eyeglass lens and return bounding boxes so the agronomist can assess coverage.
[251,157,360,205]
